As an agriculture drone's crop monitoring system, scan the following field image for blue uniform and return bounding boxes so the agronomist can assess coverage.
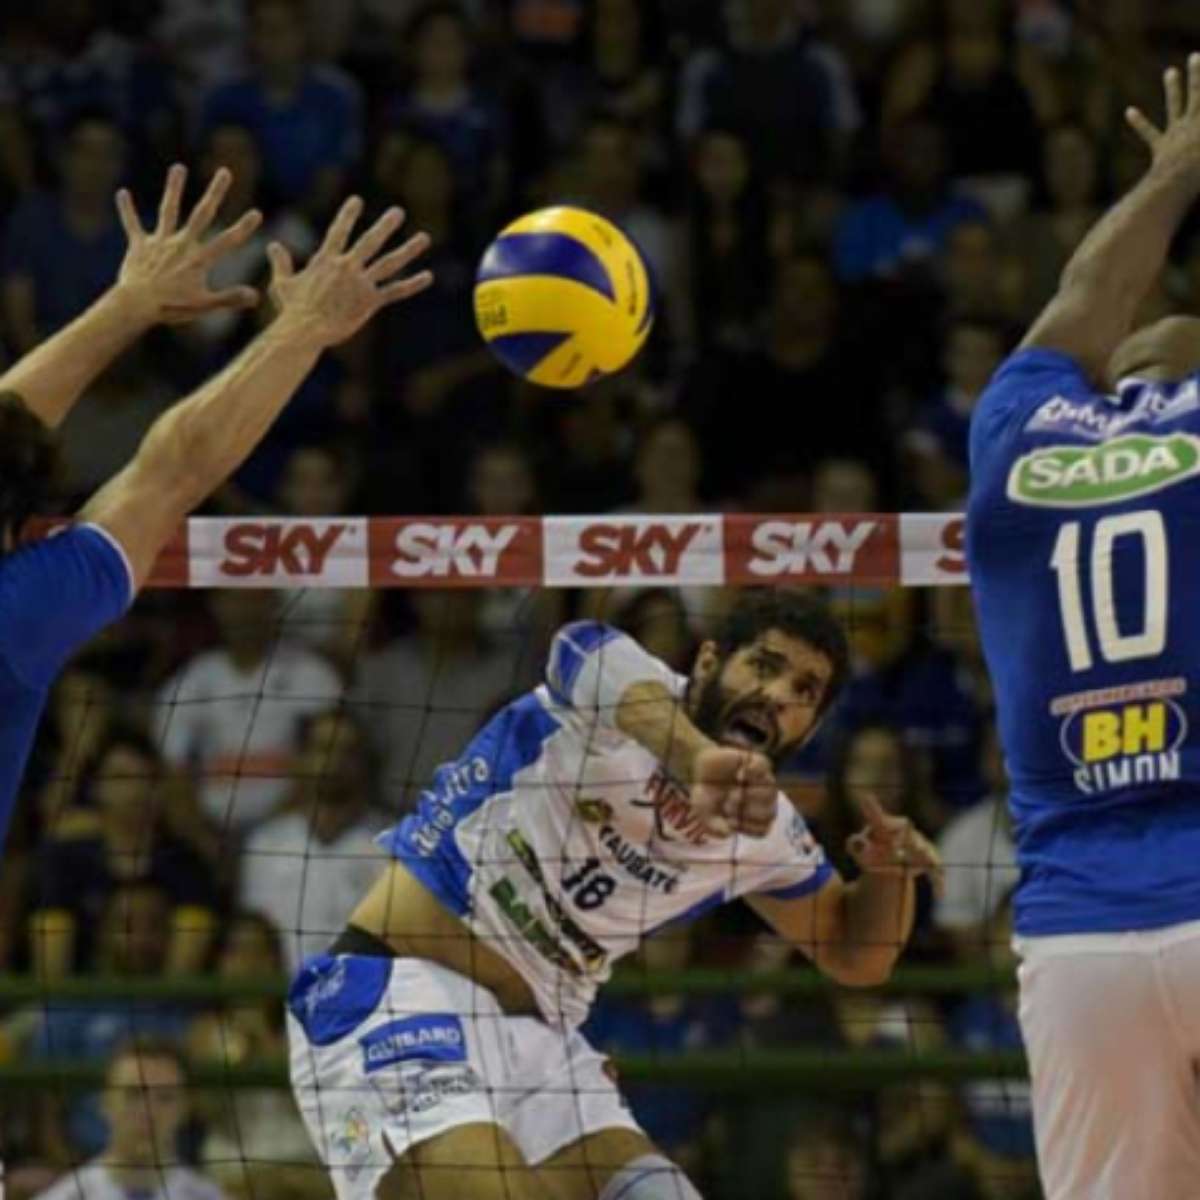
[969,348,1200,936]
[0,525,133,844]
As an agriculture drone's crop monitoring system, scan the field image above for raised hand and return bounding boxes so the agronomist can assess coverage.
[267,197,433,349]
[115,163,264,325]
[689,745,777,839]
[1127,53,1200,180]
[846,794,943,894]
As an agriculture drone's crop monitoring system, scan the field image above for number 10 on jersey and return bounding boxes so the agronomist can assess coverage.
[1050,510,1167,673]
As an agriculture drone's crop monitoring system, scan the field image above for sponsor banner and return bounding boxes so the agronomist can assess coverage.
[189,518,368,587]
[726,514,898,584]
[898,513,967,587]
[22,513,981,588]
[543,515,725,587]
[369,517,541,586]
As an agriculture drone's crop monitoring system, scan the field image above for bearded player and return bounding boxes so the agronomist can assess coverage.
[0,168,432,846]
[968,54,1200,1199]
[287,590,941,1200]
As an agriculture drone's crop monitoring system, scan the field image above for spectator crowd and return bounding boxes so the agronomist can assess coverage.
[3,0,1199,1197]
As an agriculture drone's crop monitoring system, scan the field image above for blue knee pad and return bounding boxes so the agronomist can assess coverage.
[598,1154,704,1200]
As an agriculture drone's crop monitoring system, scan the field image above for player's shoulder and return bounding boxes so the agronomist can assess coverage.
[969,348,1102,483]
[0,524,133,612]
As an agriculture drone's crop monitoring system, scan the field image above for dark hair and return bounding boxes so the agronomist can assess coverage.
[404,1,470,46]
[0,393,55,552]
[223,909,286,973]
[713,590,850,716]
[106,1033,189,1082]
[92,726,164,774]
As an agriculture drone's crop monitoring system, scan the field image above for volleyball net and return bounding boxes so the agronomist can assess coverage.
[3,509,1034,1200]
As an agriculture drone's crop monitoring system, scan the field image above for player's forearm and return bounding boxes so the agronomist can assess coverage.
[0,286,154,428]
[830,872,915,986]
[615,680,715,785]
[137,315,323,510]
[1059,161,1199,327]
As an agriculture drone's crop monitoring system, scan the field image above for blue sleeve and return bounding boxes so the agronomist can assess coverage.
[969,348,1094,474]
[0,525,134,688]
[544,621,623,707]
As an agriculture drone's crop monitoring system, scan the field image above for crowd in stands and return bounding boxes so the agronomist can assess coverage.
[3,0,1198,1197]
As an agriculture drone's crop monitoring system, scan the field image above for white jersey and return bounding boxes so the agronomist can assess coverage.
[380,621,832,1028]
[32,1162,225,1200]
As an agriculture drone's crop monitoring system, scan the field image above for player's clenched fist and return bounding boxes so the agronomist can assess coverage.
[689,745,777,839]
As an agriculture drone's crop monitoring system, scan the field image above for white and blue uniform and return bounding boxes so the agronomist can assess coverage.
[287,622,832,1193]
[0,524,134,847]
[969,350,1200,1198]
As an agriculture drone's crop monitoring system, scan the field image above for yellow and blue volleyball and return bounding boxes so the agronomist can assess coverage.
[473,206,654,389]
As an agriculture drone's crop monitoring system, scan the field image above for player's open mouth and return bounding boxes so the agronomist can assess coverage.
[721,707,776,754]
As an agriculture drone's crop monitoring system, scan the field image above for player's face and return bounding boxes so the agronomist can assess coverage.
[690,631,833,764]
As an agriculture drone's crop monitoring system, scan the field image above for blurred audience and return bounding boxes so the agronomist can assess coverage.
[1,111,129,352]
[240,710,384,970]
[156,590,343,835]
[189,912,324,1200]
[31,1037,225,1200]
[29,730,217,978]
[352,589,517,807]
[201,0,363,216]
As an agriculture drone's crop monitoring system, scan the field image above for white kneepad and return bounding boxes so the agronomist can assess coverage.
[597,1154,704,1200]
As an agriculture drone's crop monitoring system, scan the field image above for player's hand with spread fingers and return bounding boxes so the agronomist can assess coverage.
[114,163,264,326]
[1127,52,1200,182]
[267,197,434,349]
[846,794,944,894]
[689,744,777,839]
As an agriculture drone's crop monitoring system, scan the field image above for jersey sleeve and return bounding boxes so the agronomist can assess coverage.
[544,621,678,726]
[969,348,1094,475]
[0,525,134,688]
[741,801,835,901]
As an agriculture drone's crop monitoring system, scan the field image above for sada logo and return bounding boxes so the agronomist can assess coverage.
[1007,434,1200,507]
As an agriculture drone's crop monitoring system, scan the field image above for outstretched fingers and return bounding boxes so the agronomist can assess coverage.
[184,167,234,240]
[157,163,187,235]
[115,188,145,242]
[1190,52,1200,116]
[200,208,264,264]
[367,232,433,283]
[1166,66,1185,125]
[267,241,296,286]
[351,207,406,265]
[378,269,435,306]
[320,196,364,257]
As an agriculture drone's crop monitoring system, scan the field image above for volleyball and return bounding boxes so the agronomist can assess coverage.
[473,206,654,389]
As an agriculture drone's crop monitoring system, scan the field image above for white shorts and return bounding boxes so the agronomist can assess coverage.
[1016,919,1200,1200]
[286,952,642,1200]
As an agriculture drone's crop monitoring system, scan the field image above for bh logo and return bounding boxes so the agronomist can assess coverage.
[1060,699,1187,795]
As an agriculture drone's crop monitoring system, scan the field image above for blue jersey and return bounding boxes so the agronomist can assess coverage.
[0,525,133,847]
[969,348,1200,935]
